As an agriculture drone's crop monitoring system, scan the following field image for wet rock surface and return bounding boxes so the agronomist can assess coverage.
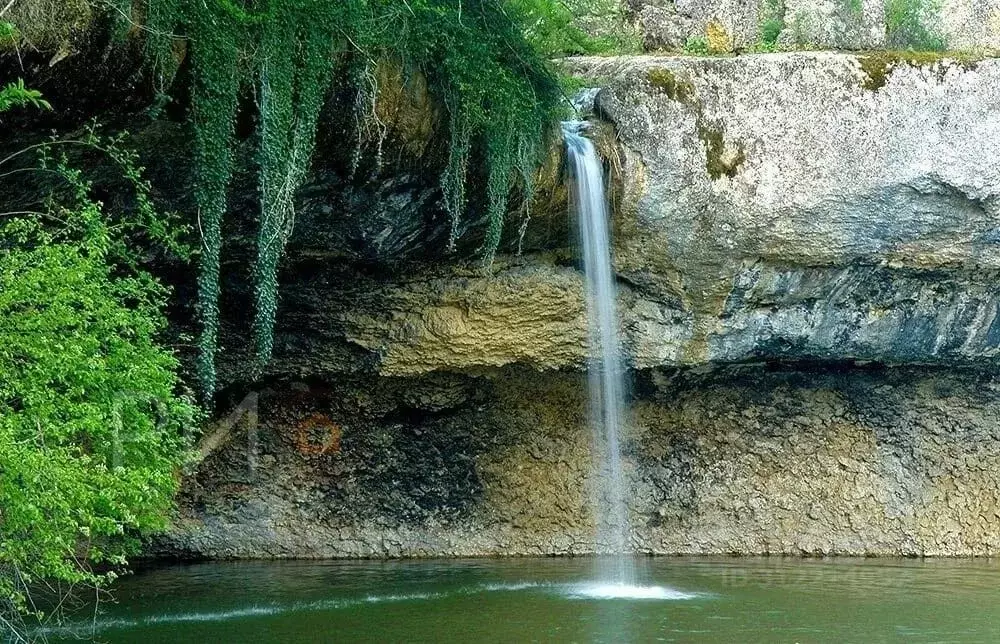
[162,365,1000,557]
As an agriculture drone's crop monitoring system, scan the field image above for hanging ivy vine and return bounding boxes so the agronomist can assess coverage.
[189,4,241,406]
[254,1,342,370]
[114,0,563,404]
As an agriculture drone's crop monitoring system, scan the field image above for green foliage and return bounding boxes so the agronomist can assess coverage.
[759,18,784,50]
[885,0,945,51]
[253,0,340,369]
[0,78,51,112]
[120,0,565,400]
[506,0,603,55]
[0,20,17,46]
[507,0,641,55]
[188,1,240,404]
[756,0,785,52]
[683,35,710,55]
[0,20,50,114]
[0,143,196,636]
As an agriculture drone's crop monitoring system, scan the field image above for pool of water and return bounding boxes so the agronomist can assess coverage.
[44,557,1000,642]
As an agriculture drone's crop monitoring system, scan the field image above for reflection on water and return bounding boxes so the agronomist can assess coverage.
[45,557,1000,643]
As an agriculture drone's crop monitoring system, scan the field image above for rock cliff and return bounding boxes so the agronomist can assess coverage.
[166,366,1000,558]
[160,51,1000,558]
[631,0,1000,52]
[578,52,1000,368]
[331,53,1000,373]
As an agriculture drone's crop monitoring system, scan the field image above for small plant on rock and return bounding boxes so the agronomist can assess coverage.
[706,20,734,53]
[885,0,946,50]
[683,34,710,54]
[0,78,51,112]
[0,20,16,46]
[758,18,784,51]
[756,0,786,52]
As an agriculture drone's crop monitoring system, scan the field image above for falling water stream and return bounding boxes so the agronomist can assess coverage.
[563,121,635,588]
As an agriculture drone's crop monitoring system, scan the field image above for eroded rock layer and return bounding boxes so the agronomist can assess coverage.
[164,366,1000,557]
[162,52,1000,558]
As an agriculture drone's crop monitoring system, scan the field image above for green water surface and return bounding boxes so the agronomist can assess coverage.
[45,556,1000,643]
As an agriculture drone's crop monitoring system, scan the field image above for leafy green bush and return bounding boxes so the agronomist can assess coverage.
[759,18,784,50]
[683,35,710,54]
[755,0,785,52]
[885,0,945,50]
[551,0,642,53]
[507,0,609,55]
[0,140,197,636]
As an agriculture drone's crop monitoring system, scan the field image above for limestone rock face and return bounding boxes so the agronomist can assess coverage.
[337,53,1000,374]
[778,0,886,50]
[943,0,1000,50]
[631,0,1000,52]
[569,52,1000,368]
[341,262,589,375]
[634,0,766,51]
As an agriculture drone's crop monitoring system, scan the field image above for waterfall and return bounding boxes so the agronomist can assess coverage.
[563,121,634,586]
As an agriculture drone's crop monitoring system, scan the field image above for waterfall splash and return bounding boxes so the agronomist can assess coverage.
[563,121,634,586]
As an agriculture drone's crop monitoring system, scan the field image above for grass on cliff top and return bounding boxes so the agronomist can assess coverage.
[0,0,94,53]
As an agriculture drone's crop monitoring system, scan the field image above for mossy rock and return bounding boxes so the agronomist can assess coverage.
[696,123,745,180]
[646,68,695,103]
[858,51,982,91]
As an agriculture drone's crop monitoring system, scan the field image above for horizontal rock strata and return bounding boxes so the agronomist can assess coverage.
[162,52,1000,558]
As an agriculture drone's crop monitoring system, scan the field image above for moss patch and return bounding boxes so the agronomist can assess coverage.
[697,123,745,180]
[858,51,982,91]
[646,68,695,103]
